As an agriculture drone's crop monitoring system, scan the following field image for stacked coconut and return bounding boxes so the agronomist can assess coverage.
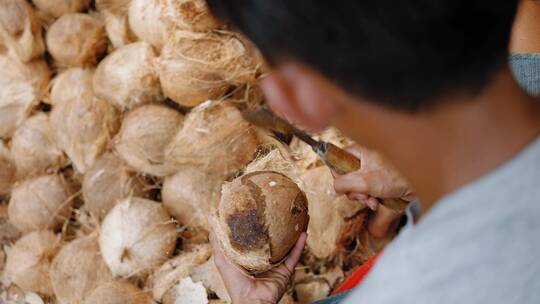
[0,1,388,303]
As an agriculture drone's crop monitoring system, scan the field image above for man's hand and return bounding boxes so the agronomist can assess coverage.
[334,145,415,237]
[209,219,307,304]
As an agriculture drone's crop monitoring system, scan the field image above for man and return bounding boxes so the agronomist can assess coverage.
[206,1,540,303]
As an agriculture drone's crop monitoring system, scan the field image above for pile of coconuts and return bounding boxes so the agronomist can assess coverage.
[0,1,389,303]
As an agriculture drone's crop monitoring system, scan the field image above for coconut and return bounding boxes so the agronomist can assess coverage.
[128,0,220,50]
[157,31,260,107]
[246,148,300,180]
[295,279,331,304]
[50,89,119,173]
[84,281,155,304]
[93,42,162,111]
[299,166,368,259]
[8,174,73,233]
[0,204,20,245]
[190,257,231,302]
[49,67,94,106]
[99,197,177,277]
[214,171,309,273]
[4,230,60,295]
[82,153,143,220]
[115,104,183,177]
[0,0,44,62]
[165,101,260,176]
[148,244,211,302]
[10,113,65,178]
[32,0,91,20]
[162,277,207,304]
[50,234,113,304]
[103,13,137,49]
[0,56,50,138]
[46,13,107,67]
[162,167,224,231]
[0,141,15,196]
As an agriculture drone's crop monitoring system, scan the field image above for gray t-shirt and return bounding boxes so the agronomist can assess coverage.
[344,135,540,304]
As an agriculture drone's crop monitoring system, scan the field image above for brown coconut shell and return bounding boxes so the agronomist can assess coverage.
[46,13,108,67]
[10,113,65,179]
[162,167,224,231]
[50,234,113,304]
[157,31,260,107]
[50,88,119,174]
[0,0,45,62]
[215,171,309,273]
[8,174,73,233]
[49,67,94,106]
[83,281,156,304]
[93,42,162,111]
[114,104,183,177]
[99,197,178,278]
[165,101,260,176]
[4,230,60,296]
[0,141,15,196]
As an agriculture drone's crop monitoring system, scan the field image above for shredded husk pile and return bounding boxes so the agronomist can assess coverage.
[0,3,390,303]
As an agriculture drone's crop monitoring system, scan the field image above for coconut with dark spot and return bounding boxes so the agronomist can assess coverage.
[214,171,308,273]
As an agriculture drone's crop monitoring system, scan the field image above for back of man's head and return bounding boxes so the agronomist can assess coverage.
[207,0,518,111]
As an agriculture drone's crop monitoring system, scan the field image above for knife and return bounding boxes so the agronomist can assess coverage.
[244,107,408,212]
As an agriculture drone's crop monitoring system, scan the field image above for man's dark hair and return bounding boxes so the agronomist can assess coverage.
[207,0,518,111]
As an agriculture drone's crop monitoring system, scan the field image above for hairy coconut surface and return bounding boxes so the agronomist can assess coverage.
[148,244,211,302]
[50,234,113,304]
[215,171,309,273]
[99,197,177,278]
[165,101,260,176]
[162,167,224,231]
[32,0,91,20]
[246,148,301,181]
[50,89,119,173]
[84,281,156,304]
[49,67,94,106]
[0,204,20,245]
[46,13,107,67]
[10,113,65,178]
[115,104,183,177]
[93,42,162,111]
[0,0,44,62]
[128,0,220,50]
[162,277,207,304]
[82,152,143,220]
[102,12,137,49]
[4,230,60,296]
[157,31,260,107]
[0,141,15,196]
[8,174,73,233]
[190,257,231,302]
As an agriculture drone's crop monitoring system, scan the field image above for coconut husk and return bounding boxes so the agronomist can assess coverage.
[10,113,66,179]
[294,279,331,304]
[190,256,231,302]
[114,104,183,177]
[4,230,60,296]
[162,277,208,304]
[50,234,113,304]
[0,141,15,196]
[0,0,45,62]
[8,174,74,233]
[99,197,178,278]
[46,13,107,67]
[245,148,301,182]
[0,204,20,245]
[83,280,155,304]
[33,0,91,23]
[49,68,94,106]
[101,12,137,49]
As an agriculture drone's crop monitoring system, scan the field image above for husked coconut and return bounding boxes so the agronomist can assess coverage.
[10,113,65,178]
[246,148,300,180]
[49,68,94,106]
[46,13,107,67]
[8,174,73,233]
[115,104,183,177]
[0,56,50,138]
[162,167,224,231]
[165,101,259,176]
[50,234,113,304]
[93,42,162,111]
[0,141,15,195]
[32,0,91,20]
[4,230,60,296]
[299,166,367,259]
[148,244,211,302]
[128,0,220,50]
[0,0,44,62]
[158,31,260,107]
[190,257,231,302]
[84,281,156,304]
[295,279,331,304]
[50,89,119,173]
[214,171,309,273]
[99,197,177,277]
[162,277,207,304]
[83,153,143,220]
[103,13,137,49]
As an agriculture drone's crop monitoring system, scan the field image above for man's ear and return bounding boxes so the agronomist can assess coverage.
[260,62,340,131]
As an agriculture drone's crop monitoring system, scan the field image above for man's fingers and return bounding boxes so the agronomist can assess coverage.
[366,197,379,211]
[334,172,370,195]
[284,232,307,273]
[347,192,368,201]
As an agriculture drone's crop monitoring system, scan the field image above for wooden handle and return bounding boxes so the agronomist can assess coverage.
[323,143,409,213]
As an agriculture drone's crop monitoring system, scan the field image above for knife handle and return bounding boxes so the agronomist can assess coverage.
[323,143,409,213]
